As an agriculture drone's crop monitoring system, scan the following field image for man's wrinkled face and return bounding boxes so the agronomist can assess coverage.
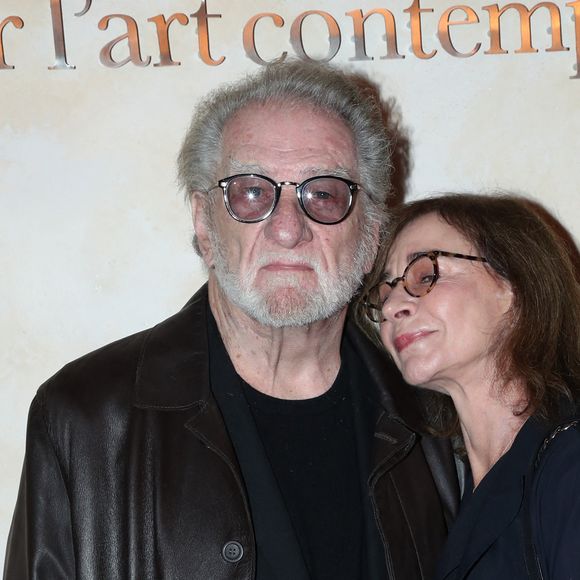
[194,102,378,327]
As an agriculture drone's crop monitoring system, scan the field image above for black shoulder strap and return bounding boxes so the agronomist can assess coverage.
[522,419,580,580]
[207,311,311,580]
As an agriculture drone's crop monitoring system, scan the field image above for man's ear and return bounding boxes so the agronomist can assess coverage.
[191,192,214,267]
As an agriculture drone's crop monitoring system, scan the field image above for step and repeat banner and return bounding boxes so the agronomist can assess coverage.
[1,0,579,560]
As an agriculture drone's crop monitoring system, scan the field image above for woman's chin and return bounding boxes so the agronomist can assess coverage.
[399,364,431,388]
[399,366,444,393]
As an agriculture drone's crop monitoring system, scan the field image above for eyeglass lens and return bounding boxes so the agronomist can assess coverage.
[224,175,352,224]
[366,255,436,322]
[397,254,437,297]
[300,177,352,223]
[226,175,274,222]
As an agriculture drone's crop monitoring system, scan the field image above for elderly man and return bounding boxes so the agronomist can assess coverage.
[5,61,458,580]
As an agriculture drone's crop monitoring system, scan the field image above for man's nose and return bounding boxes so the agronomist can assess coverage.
[263,186,313,248]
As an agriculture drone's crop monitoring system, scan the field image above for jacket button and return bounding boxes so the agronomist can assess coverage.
[222,541,244,563]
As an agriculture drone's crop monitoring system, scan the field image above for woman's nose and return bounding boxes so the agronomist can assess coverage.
[382,283,417,322]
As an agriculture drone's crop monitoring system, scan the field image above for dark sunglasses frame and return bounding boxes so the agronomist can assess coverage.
[216,173,359,225]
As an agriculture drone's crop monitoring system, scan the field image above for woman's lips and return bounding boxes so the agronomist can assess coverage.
[394,331,433,353]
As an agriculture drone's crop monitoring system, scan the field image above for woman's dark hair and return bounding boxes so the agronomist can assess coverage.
[354,193,580,436]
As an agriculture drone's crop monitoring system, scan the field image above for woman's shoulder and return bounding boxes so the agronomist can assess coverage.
[536,420,580,473]
[533,420,580,578]
[534,420,580,501]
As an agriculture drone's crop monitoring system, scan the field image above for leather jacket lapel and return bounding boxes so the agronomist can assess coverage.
[134,286,210,410]
[345,321,454,579]
[344,319,461,526]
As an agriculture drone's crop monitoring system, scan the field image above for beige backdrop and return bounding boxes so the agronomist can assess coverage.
[2,0,579,565]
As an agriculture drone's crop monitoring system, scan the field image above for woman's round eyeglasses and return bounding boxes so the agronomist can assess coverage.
[363,250,488,323]
[214,173,359,225]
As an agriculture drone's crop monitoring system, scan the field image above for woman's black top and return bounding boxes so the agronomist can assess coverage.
[435,416,580,579]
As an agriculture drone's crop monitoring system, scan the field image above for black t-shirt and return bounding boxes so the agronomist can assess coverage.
[241,367,363,580]
[207,310,382,579]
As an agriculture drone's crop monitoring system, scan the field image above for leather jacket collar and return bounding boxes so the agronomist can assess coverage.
[133,284,425,434]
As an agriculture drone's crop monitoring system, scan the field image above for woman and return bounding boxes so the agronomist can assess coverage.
[359,193,580,579]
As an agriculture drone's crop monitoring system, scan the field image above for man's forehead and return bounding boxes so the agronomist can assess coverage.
[221,102,355,145]
[223,158,354,180]
[218,104,358,179]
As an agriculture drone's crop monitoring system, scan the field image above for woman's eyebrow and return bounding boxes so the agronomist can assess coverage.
[383,250,434,279]
[408,250,431,261]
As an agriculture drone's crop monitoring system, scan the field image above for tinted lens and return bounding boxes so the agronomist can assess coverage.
[226,176,276,221]
[300,177,352,224]
[405,255,436,297]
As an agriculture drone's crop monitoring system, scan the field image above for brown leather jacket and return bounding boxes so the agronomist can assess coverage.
[4,285,459,580]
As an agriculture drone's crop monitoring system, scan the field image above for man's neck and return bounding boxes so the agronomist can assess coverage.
[208,279,347,400]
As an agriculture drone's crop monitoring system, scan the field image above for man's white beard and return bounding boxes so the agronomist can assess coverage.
[207,222,376,328]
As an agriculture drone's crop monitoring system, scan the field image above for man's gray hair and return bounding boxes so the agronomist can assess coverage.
[177,60,393,253]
